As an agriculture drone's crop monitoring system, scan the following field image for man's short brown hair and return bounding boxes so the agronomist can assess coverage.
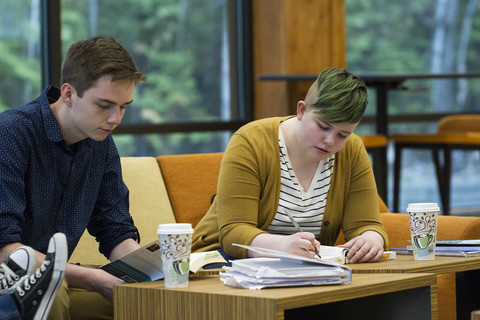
[61,37,146,97]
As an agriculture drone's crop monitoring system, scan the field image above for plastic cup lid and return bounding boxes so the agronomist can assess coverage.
[406,203,440,213]
[156,223,194,234]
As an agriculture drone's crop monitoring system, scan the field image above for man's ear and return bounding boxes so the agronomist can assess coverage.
[60,83,75,107]
[296,100,307,120]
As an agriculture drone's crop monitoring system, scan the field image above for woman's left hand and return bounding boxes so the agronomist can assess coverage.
[337,231,384,263]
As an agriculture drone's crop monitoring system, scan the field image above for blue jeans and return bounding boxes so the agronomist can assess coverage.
[0,295,21,320]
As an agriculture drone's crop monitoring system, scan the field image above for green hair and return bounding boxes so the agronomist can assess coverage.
[305,68,368,123]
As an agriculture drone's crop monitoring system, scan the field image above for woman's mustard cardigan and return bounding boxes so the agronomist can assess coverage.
[192,116,388,258]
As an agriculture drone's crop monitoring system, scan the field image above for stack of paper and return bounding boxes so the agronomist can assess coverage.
[220,245,352,290]
[437,239,480,246]
[432,239,480,256]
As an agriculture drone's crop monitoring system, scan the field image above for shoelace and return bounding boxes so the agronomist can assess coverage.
[0,263,21,290]
[16,260,51,297]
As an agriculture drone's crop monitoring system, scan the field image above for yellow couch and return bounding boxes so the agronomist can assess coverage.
[69,157,177,266]
[69,153,480,320]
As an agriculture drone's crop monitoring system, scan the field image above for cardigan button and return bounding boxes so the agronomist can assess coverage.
[323,221,330,226]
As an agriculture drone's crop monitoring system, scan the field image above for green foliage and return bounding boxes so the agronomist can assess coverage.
[3,1,480,156]
[346,0,480,126]
[0,1,42,109]
[346,0,435,72]
[60,0,227,155]
[0,0,229,156]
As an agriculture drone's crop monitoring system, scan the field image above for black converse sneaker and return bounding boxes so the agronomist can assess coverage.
[12,233,67,320]
[0,246,36,294]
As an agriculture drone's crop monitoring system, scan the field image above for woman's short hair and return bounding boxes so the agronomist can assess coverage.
[305,68,368,124]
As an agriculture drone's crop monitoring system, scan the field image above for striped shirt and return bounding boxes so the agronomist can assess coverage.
[265,128,334,239]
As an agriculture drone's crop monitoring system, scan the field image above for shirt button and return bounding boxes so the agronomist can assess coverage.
[323,221,330,226]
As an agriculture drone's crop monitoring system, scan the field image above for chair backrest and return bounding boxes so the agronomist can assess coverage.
[437,114,480,133]
[156,153,223,228]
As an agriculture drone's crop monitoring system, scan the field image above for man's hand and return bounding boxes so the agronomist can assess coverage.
[85,268,125,302]
[64,263,123,302]
[65,238,141,301]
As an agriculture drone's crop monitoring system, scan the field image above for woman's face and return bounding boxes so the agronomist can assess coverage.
[295,101,359,161]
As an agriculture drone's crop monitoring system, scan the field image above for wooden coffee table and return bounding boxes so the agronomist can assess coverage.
[114,272,437,320]
[348,254,480,319]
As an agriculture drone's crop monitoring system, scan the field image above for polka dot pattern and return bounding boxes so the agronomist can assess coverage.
[0,86,139,258]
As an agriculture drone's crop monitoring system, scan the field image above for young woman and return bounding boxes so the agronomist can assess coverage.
[192,68,388,264]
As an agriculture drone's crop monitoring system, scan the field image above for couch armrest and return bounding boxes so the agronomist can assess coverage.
[69,157,176,265]
[380,212,480,249]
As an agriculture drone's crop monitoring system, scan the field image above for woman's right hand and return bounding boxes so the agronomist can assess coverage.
[249,232,320,259]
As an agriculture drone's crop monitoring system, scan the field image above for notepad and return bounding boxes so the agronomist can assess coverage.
[390,246,480,257]
[241,243,395,265]
[436,239,480,249]
[317,245,396,264]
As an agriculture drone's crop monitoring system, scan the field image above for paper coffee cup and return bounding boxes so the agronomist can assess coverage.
[157,223,194,288]
[407,203,439,260]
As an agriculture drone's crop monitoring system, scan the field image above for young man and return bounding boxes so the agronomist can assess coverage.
[0,37,146,319]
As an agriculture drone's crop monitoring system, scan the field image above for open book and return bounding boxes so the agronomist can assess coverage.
[319,245,351,264]
[220,244,352,289]
[277,245,395,264]
[100,240,226,283]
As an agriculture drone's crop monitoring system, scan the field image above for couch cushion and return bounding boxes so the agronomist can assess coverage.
[157,153,223,228]
[69,157,176,265]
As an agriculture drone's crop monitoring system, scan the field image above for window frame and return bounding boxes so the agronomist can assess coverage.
[41,0,254,136]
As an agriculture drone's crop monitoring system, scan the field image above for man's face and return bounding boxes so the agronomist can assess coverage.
[65,75,135,144]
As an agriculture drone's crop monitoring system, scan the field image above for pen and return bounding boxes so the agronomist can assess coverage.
[283,209,322,259]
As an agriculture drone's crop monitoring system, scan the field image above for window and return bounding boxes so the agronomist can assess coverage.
[346,0,480,213]
[0,0,251,156]
[0,0,42,111]
[61,0,251,156]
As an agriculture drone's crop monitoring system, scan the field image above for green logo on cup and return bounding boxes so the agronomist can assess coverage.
[414,234,433,249]
[173,258,190,276]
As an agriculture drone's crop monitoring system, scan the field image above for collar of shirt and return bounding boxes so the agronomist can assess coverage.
[40,86,92,153]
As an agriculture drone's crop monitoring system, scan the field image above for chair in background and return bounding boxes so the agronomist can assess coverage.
[359,134,389,205]
[389,114,480,215]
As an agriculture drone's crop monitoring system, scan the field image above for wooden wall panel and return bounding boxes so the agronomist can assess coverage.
[252,0,346,118]
[251,0,288,119]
